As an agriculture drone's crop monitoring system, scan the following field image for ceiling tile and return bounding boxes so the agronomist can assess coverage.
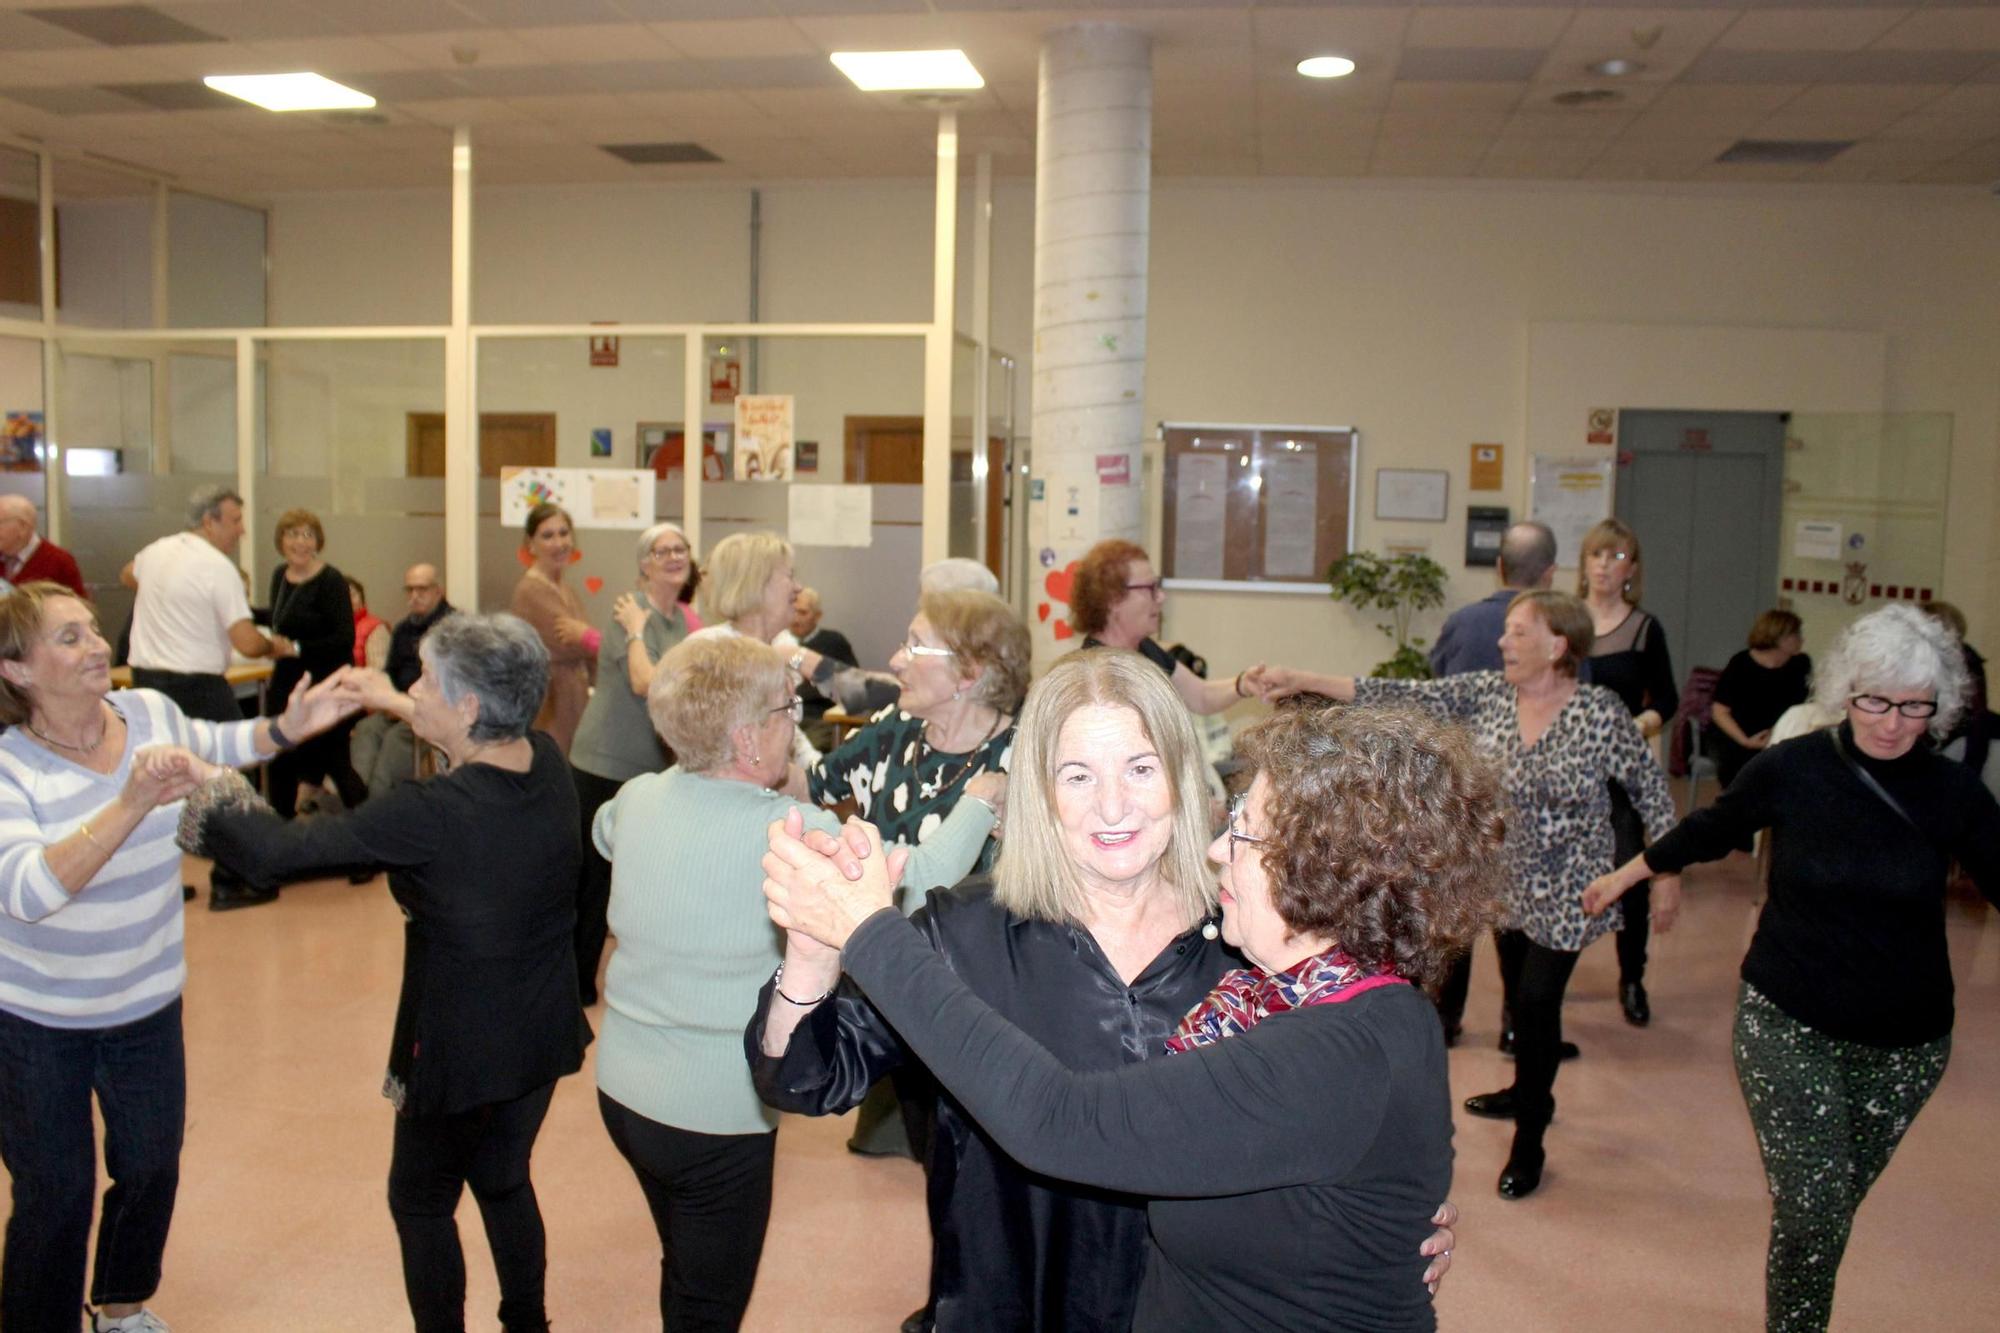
[1535,7,1739,84]
[225,37,427,75]
[1923,82,2000,114]
[510,24,681,64]
[373,28,548,68]
[1872,10,2000,51]
[1477,157,1588,180]
[344,70,478,103]
[1482,135,1605,161]
[736,87,890,118]
[1681,50,1848,83]
[1715,9,1912,53]
[23,4,226,47]
[314,0,491,39]
[1876,111,2000,139]
[619,2,776,21]
[1618,107,1768,139]
[1645,82,1807,114]
[0,9,96,49]
[1828,49,1999,83]
[1388,80,1530,111]
[152,2,345,43]
[620,89,771,119]
[1504,107,1639,140]
[1249,5,1412,64]
[1752,110,1904,138]
[2,85,149,113]
[6,45,162,85]
[449,0,628,26]
[1404,7,1575,51]
[651,18,817,60]
[1779,83,1953,114]
[1397,47,1549,81]
[1378,107,1516,136]
[1693,160,1809,182]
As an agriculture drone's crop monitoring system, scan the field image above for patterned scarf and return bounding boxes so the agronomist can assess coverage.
[1166,944,1409,1053]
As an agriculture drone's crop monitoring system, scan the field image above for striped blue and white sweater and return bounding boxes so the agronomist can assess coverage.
[0,689,264,1029]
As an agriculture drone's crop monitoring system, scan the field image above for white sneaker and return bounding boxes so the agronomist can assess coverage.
[92,1309,170,1333]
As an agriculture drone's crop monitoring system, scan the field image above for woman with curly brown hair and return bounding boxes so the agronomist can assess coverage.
[759,691,1502,1332]
[1069,538,1265,715]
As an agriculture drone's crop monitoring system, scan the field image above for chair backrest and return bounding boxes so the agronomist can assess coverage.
[1667,666,1724,777]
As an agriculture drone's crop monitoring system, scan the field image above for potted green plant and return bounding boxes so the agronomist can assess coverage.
[1326,550,1448,679]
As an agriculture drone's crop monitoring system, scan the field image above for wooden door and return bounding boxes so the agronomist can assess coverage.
[406,412,557,477]
[845,414,1005,578]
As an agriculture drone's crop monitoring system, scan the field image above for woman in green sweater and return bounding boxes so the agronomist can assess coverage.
[590,634,1000,1331]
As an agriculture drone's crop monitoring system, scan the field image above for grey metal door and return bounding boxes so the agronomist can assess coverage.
[1614,410,1788,685]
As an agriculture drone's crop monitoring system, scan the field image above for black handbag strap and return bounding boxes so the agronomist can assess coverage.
[1830,729,1927,841]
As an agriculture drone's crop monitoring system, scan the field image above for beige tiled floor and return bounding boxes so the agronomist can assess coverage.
[8,840,1997,1331]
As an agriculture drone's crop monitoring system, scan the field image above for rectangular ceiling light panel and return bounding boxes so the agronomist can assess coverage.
[831,50,984,92]
[203,73,377,112]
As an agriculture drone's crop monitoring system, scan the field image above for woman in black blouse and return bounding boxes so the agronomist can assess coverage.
[1710,609,1811,788]
[751,650,1457,1332]
[1576,519,1678,1026]
[1587,605,1999,1332]
[1069,538,1265,714]
[259,508,364,818]
[167,613,588,1333]
[761,690,1502,1332]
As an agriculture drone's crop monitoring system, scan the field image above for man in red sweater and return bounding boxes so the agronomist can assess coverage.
[0,494,88,599]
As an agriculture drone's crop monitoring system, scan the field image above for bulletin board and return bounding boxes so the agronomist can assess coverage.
[1160,422,1357,590]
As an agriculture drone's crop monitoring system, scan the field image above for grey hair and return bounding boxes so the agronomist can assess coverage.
[1499,521,1556,590]
[1812,604,1970,740]
[920,557,999,596]
[186,484,244,529]
[419,611,548,743]
[633,521,689,572]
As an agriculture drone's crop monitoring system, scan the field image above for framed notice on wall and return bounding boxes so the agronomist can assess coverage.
[1160,422,1357,590]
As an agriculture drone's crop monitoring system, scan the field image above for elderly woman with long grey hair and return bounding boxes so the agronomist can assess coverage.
[157,613,590,1333]
[1586,604,2000,1332]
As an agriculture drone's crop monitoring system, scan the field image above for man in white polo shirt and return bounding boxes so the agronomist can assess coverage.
[127,485,290,908]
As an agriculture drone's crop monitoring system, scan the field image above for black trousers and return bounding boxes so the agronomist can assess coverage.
[387,1081,558,1333]
[1494,930,1582,1148]
[1608,781,1652,986]
[598,1092,775,1333]
[265,717,367,819]
[570,766,625,1006]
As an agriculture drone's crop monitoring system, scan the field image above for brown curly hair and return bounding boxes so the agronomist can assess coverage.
[1232,704,1506,987]
[1068,539,1150,637]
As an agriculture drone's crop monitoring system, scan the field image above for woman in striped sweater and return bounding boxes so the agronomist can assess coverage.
[0,581,351,1333]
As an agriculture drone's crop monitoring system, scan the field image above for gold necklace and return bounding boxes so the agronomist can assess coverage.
[27,701,112,754]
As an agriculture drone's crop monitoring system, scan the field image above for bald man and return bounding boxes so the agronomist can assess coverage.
[352,562,455,799]
[0,495,88,599]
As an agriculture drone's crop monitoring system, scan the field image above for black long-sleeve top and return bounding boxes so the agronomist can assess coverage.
[259,563,355,713]
[747,879,1234,1333]
[1646,723,2000,1047]
[835,907,1452,1333]
[198,731,590,1115]
[1581,607,1678,722]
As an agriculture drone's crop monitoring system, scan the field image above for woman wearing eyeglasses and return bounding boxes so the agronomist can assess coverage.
[1069,539,1265,715]
[1586,604,2000,1332]
[567,522,700,1005]
[590,634,996,1331]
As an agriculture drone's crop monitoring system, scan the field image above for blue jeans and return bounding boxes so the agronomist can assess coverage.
[0,998,186,1333]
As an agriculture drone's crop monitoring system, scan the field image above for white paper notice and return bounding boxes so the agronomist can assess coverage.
[500,467,654,530]
[1173,453,1228,579]
[1262,453,1319,577]
[1049,457,1099,546]
[1793,520,1842,561]
[1528,456,1615,569]
[788,483,873,548]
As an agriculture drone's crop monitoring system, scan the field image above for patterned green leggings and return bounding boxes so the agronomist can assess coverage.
[1733,983,1951,1332]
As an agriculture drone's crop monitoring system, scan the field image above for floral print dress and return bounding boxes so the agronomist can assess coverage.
[1356,671,1676,951]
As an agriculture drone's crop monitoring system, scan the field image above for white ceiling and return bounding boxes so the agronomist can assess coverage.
[3,0,1998,199]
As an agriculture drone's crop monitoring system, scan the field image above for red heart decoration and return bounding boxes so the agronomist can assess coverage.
[568,549,583,564]
[1052,622,1074,641]
[1036,602,1050,622]
[584,576,604,595]
[1044,562,1077,604]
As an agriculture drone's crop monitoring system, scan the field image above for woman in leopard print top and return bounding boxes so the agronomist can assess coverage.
[1256,591,1677,1202]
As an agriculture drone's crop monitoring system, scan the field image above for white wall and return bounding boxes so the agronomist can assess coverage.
[253,174,1998,661]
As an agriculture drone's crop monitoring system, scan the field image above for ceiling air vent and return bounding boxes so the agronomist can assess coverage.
[601,142,722,165]
[1718,139,1853,165]
[322,110,391,127]
[1551,88,1623,108]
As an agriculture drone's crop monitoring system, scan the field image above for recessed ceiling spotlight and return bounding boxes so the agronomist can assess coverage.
[1587,58,1646,77]
[203,72,374,112]
[1297,55,1357,80]
[831,50,983,92]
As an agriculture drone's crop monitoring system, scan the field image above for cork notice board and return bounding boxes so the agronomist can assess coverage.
[1160,422,1357,588]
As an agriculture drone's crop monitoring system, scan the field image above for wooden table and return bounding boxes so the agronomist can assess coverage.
[110,661,276,691]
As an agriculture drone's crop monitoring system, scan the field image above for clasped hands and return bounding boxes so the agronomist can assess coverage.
[761,807,907,955]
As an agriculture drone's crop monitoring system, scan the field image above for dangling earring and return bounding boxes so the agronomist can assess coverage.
[952,687,962,701]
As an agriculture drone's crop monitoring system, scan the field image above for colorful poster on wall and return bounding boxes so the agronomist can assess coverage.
[590,428,613,458]
[2,411,43,471]
[734,394,794,480]
[501,466,655,530]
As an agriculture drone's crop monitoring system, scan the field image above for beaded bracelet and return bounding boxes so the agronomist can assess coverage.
[772,963,832,1007]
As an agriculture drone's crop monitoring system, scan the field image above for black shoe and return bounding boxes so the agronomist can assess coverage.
[1463,1089,1517,1120]
[209,881,279,912]
[1497,1146,1546,1200]
[1440,1018,1463,1048]
[900,1307,935,1333]
[1500,1030,1580,1062]
[1621,981,1651,1027]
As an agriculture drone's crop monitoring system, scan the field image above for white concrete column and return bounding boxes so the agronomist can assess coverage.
[444,128,477,610]
[1028,23,1150,664]
[921,110,959,565]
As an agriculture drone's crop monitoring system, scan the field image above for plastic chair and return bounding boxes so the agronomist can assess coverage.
[1667,666,1723,808]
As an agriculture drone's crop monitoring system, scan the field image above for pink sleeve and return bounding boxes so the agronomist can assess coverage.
[681,607,705,632]
[581,627,603,655]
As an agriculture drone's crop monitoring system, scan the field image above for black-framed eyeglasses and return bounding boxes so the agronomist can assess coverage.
[770,695,804,723]
[1125,581,1163,596]
[1226,792,1270,864]
[1850,694,1938,719]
